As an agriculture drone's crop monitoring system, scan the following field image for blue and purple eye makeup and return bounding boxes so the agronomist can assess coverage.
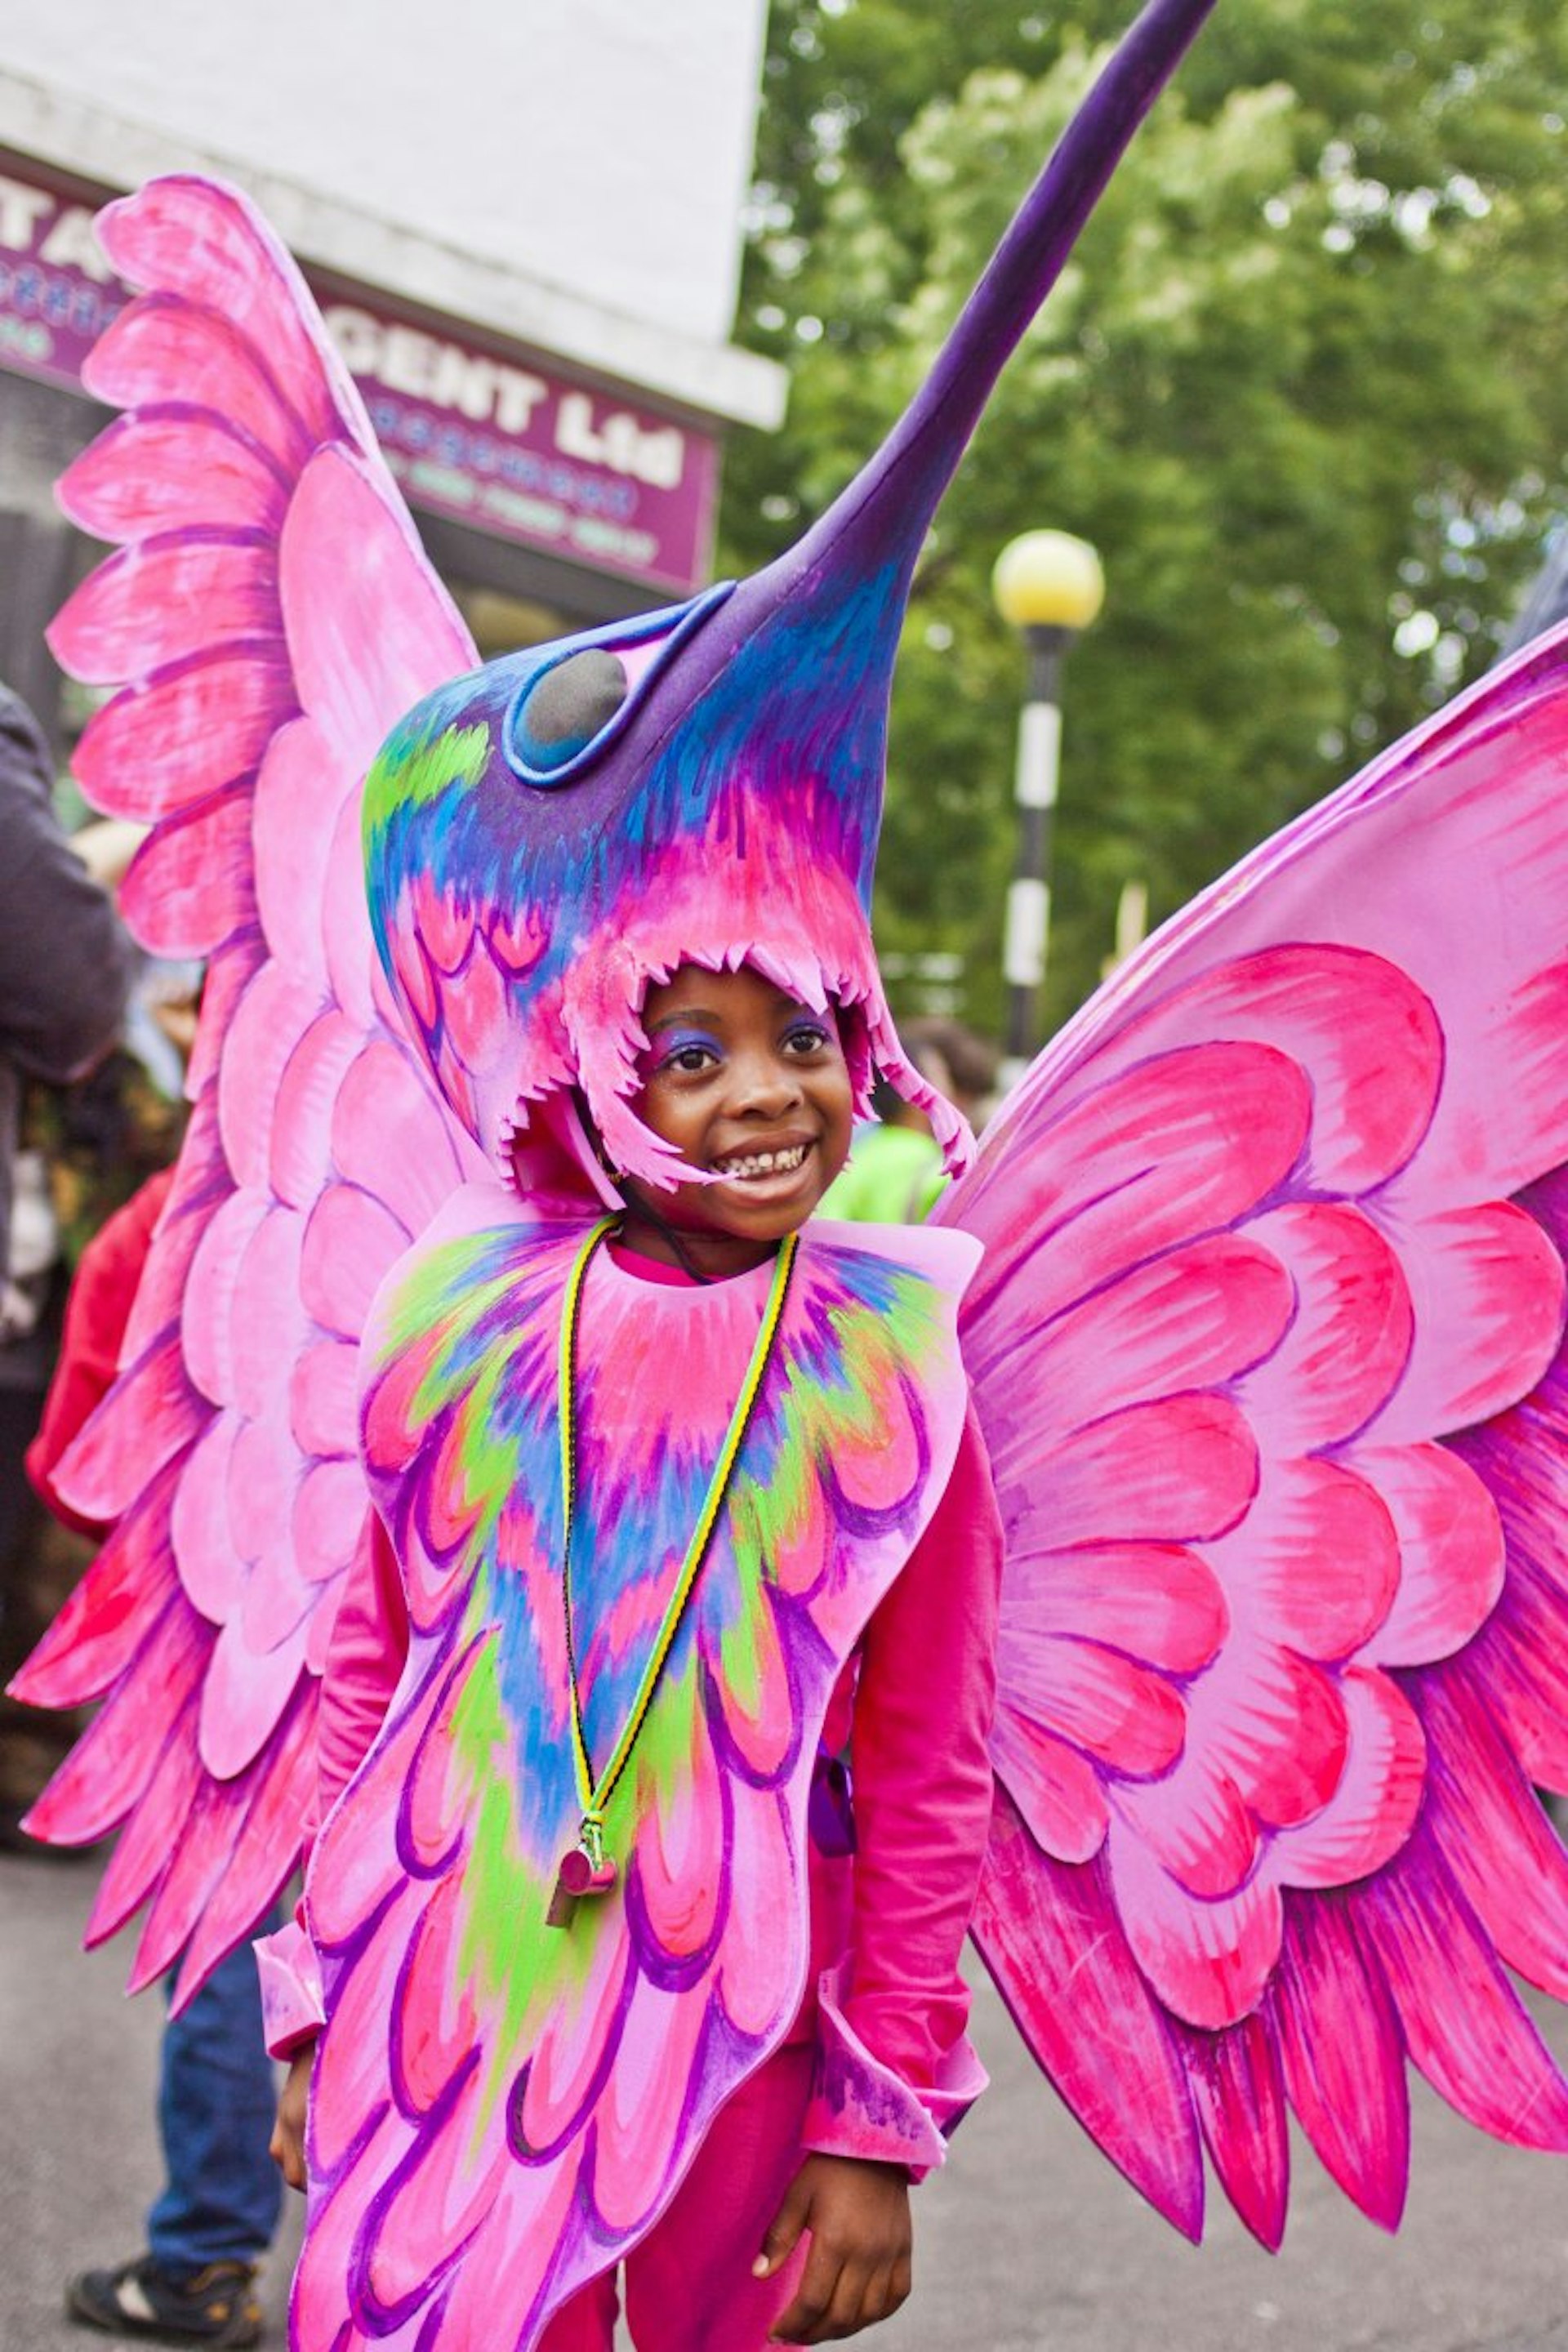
[645,1027,724,1079]
[640,1007,835,1082]
[780,1016,834,1057]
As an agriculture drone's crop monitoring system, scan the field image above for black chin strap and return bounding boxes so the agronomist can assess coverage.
[615,1183,719,1285]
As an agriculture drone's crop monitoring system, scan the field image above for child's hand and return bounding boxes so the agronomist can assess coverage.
[755,2153,912,2344]
[270,2042,317,2192]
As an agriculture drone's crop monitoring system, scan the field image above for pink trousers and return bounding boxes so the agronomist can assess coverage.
[537,2044,814,2352]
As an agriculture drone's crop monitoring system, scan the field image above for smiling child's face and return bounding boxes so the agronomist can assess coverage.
[623,963,855,1275]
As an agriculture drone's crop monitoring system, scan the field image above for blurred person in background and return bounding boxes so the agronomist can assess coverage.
[28,1165,281,2350]
[0,684,131,1845]
[819,1014,997,1225]
[13,822,278,2347]
[2,811,197,1843]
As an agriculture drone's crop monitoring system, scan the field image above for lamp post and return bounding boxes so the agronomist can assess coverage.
[990,528,1105,1089]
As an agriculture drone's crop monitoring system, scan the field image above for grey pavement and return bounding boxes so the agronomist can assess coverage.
[6,1842,1568,2352]
[2,1848,301,2352]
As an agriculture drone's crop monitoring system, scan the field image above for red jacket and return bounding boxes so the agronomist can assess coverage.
[27,1165,175,1536]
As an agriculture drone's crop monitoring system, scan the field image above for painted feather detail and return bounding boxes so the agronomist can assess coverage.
[293,1200,974,2352]
[953,621,1568,2243]
[8,176,483,1999]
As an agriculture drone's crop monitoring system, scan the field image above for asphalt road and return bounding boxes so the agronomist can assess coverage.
[7,1842,1568,2352]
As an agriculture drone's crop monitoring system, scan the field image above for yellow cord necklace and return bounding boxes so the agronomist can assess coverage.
[547,1215,799,1926]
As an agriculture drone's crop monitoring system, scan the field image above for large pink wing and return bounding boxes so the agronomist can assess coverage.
[945,617,1568,2245]
[9,177,483,2003]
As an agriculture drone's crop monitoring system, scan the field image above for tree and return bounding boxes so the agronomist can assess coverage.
[720,2,1568,1036]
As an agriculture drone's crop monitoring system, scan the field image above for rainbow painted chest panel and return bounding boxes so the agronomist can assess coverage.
[296,1192,974,2352]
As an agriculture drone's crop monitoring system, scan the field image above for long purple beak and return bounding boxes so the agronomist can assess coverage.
[572,0,1221,898]
[733,0,1220,633]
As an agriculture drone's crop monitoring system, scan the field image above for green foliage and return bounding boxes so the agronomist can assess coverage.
[721,0,1568,1040]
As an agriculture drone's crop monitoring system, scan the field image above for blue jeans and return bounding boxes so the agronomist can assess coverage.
[147,1927,283,2276]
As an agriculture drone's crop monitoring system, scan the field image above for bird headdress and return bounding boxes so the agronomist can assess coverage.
[360,0,1214,1200]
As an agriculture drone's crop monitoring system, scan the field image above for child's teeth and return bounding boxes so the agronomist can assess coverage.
[722,1145,806,1179]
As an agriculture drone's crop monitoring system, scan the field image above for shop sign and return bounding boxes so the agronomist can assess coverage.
[324,301,717,595]
[0,161,719,595]
[0,170,124,387]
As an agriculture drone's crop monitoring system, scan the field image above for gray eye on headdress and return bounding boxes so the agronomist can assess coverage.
[501,581,735,791]
[511,649,630,777]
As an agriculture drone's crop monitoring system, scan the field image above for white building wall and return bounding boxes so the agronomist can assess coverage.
[0,0,775,399]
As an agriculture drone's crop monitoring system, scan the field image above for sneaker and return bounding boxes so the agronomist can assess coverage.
[66,2255,263,2347]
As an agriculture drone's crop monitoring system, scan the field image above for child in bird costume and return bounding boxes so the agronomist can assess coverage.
[20,0,1568,2345]
[262,949,1000,2349]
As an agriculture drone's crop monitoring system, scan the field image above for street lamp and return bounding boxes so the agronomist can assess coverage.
[990,528,1105,1088]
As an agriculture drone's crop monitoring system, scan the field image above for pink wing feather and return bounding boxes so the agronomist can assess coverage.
[9,176,483,2002]
[949,619,1568,2241]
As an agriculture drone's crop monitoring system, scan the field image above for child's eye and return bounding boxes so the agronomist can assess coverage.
[782,1022,831,1056]
[652,1036,719,1077]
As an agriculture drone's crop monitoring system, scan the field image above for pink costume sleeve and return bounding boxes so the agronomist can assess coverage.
[802,1401,1001,2177]
[255,1515,410,2056]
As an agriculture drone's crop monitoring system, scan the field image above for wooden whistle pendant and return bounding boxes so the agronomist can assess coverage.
[546,1820,618,1928]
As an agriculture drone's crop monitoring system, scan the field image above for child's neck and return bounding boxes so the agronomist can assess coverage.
[614,1196,783,1285]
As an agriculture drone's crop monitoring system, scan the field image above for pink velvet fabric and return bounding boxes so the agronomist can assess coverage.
[537,2045,815,2352]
